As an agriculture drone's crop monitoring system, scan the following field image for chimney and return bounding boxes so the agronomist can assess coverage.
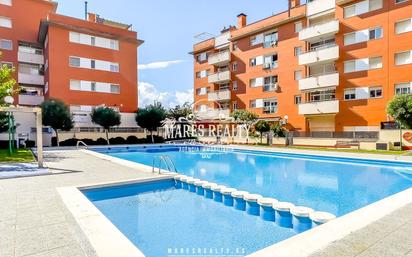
[84,1,88,20]
[237,13,247,29]
[289,0,300,9]
[88,13,97,22]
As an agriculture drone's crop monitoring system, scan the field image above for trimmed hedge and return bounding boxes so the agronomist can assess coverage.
[54,136,165,146]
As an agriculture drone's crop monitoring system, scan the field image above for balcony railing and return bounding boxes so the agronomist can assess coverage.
[18,94,44,106]
[18,51,44,65]
[298,100,339,115]
[263,83,278,92]
[18,73,45,85]
[208,51,230,66]
[298,45,339,66]
[208,70,231,84]
[299,20,339,42]
[307,0,336,17]
[299,72,339,91]
[208,90,231,101]
[263,61,278,70]
[196,109,231,120]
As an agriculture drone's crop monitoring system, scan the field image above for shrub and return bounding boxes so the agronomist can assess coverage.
[109,137,127,145]
[95,138,108,145]
[126,136,139,144]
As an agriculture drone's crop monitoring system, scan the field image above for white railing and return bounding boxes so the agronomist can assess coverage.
[18,52,44,65]
[299,20,339,42]
[18,73,45,85]
[208,70,231,84]
[307,0,336,17]
[18,94,44,106]
[299,72,339,91]
[208,90,231,101]
[298,45,339,66]
[298,100,339,115]
[196,109,230,120]
[208,51,230,66]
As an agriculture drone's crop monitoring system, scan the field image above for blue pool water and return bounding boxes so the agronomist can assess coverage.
[84,180,297,257]
[96,145,412,216]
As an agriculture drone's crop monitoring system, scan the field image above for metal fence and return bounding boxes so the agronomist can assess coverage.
[289,131,379,140]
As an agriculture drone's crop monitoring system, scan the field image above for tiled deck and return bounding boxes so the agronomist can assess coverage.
[0,149,412,257]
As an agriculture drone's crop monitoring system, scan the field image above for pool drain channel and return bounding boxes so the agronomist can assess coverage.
[173,175,336,233]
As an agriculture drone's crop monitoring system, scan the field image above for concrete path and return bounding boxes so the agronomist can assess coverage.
[0,149,411,257]
[0,163,49,179]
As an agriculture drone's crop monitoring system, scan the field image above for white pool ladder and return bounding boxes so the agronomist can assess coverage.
[152,155,177,174]
[76,140,88,149]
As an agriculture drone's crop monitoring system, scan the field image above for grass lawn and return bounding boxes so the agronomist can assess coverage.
[252,143,408,155]
[0,149,36,163]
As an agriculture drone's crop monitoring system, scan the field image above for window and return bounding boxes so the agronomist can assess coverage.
[250,58,257,67]
[232,42,238,51]
[0,17,12,28]
[307,89,336,102]
[233,81,238,91]
[110,40,119,50]
[110,63,119,72]
[263,32,278,48]
[0,0,12,6]
[294,70,302,81]
[294,95,302,105]
[69,31,119,50]
[294,46,302,56]
[91,60,96,69]
[263,54,278,69]
[69,32,81,43]
[70,80,81,90]
[250,77,263,88]
[344,0,382,18]
[250,100,256,108]
[196,52,208,62]
[250,34,263,46]
[396,19,412,34]
[232,62,237,71]
[233,101,238,110]
[263,99,278,113]
[196,72,201,78]
[395,0,407,3]
[0,62,12,68]
[295,22,303,33]
[395,82,412,95]
[344,27,382,45]
[90,36,96,46]
[69,57,80,67]
[395,51,412,66]
[91,82,96,91]
[369,87,382,98]
[369,27,382,40]
[0,39,12,50]
[263,76,277,92]
[110,84,120,94]
[344,57,382,73]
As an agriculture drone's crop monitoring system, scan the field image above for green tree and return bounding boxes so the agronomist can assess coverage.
[41,99,74,147]
[0,56,18,132]
[231,109,258,125]
[387,94,412,129]
[91,106,121,144]
[271,122,286,137]
[254,120,270,143]
[167,102,192,120]
[136,102,167,143]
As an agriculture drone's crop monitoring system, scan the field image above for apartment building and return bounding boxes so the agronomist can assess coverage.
[0,0,142,131]
[192,0,412,132]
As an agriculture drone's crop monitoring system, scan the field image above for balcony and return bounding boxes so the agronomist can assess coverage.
[18,94,44,106]
[298,45,339,66]
[196,109,230,120]
[299,72,339,91]
[208,70,231,84]
[215,32,230,49]
[18,73,44,85]
[208,90,231,102]
[299,20,339,42]
[18,52,44,65]
[307,0,336,17]
[298,100,339,115]
[208,51,230,66]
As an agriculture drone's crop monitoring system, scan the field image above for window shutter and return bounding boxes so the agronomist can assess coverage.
[356,0,369,15]
[344,33,356,45]
[355,87,370,99]
[355,58,369,71]
[356,29,369,43]
[255,34,264,44]
[255,99,264,108]
[256,56,264,65]
[256,77,264,86]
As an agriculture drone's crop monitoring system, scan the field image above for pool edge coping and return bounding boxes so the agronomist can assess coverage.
[62,146,412,257]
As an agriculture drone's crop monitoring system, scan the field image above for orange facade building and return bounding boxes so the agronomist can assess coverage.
[0,0,142,126]
[192,0,412,132]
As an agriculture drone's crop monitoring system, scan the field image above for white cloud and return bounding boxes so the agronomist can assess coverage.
[138,60,184,70]
[138,81,193,108]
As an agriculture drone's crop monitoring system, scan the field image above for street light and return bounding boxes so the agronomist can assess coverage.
[4,96,14,156]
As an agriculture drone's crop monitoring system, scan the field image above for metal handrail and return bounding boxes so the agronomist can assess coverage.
[152,155,177,174]
[76,140,88,149]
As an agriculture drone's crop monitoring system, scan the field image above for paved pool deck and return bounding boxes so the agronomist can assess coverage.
[0,148,412,257]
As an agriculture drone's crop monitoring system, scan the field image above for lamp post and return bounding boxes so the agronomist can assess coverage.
[4,96,14,156]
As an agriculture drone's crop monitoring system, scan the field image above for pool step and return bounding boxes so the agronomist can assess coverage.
[173,175,336,233]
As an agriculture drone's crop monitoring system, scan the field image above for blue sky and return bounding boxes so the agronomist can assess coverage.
[57,0,289,107]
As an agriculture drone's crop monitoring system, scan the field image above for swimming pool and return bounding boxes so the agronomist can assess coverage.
[94,145,412,216]
[83,179,297,257]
